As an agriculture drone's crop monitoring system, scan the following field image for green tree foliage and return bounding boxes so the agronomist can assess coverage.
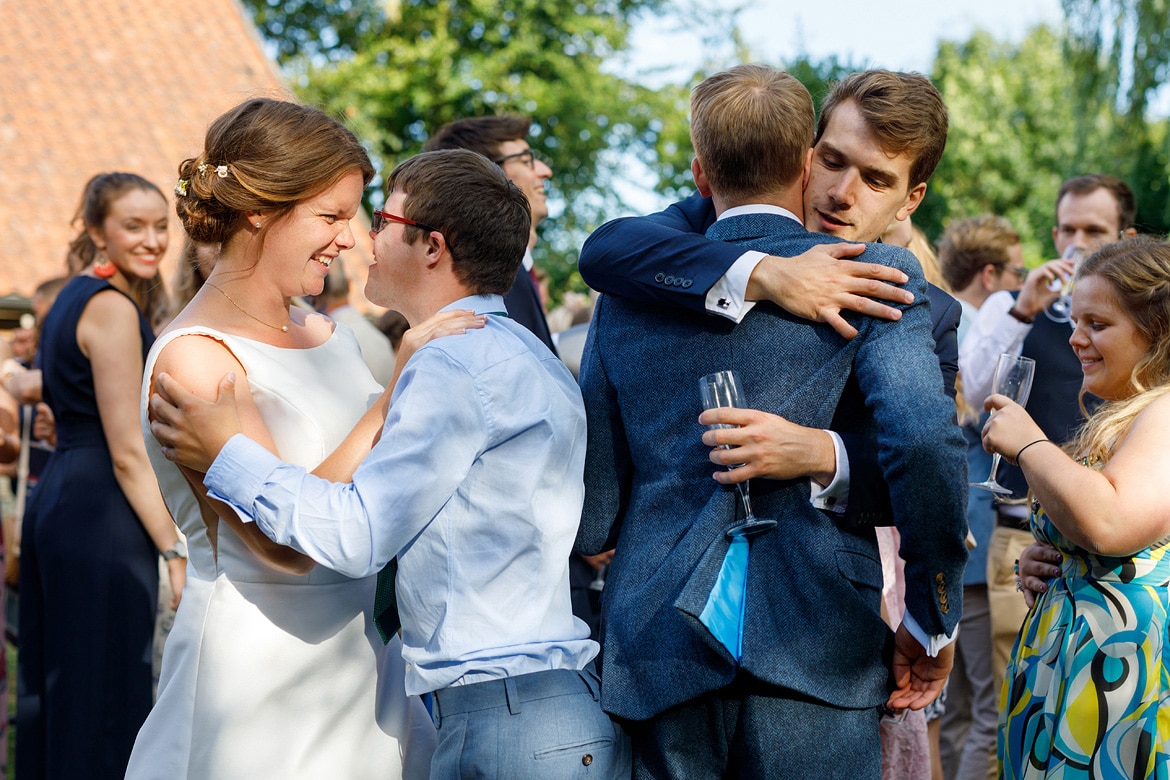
[243,0,387,64]
[925,27,1083,260]
[1061,0,1170,234]
[927,22,1169,261]
[241,0,686,299]
[927,15,1169,260]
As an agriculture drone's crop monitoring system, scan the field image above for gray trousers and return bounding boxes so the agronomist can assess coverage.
[429,667,630,779]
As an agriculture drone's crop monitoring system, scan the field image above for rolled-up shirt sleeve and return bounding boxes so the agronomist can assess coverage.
[204,347,483,578]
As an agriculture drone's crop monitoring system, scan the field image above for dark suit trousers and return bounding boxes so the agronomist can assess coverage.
[624,675,882,779]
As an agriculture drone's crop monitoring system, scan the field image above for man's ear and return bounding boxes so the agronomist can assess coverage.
[422,230,447,271]
[800,147,813,192]
[895,181,928,221]
[691,158,713,198]
[1123,226,1138,239]
[978,263,1001,293]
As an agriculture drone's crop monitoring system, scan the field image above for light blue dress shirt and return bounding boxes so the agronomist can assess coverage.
[205,294,598,695]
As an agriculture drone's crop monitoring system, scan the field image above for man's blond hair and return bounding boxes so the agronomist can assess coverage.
[690,65,814,204]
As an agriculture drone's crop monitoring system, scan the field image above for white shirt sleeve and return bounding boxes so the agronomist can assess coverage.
[957,290,1032,405]
[901,611,957,656]
[809,430,849,514]
[704,251,766,322]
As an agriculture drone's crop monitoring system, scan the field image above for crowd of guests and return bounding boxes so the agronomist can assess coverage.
[0,61,1166,780]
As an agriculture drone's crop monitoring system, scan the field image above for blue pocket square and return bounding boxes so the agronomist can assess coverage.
[698,535,749,660]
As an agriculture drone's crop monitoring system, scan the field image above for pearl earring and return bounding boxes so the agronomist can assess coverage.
[254,222,261,228]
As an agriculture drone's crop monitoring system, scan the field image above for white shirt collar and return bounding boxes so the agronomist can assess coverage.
[717,203,802,224]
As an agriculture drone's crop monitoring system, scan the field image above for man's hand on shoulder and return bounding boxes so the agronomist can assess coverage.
[745,243,913,339]
[150,372,242,473]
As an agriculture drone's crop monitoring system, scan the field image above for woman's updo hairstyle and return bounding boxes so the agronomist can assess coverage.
[175,98,375,244]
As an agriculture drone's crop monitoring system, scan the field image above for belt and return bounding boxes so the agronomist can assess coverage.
[995,510,1029,531]
[431,667,600,728]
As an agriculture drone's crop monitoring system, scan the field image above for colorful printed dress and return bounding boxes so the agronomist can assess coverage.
[999,499,1170,779]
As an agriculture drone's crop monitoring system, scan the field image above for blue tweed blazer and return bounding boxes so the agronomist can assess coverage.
[577,211,968,722]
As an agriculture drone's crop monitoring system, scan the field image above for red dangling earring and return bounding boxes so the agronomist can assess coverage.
[93,250,117,279]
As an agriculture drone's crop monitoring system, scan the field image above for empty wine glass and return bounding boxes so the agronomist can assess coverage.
[1045,245,1084,323]
[699,371,777,538]
[970,354,1037,494]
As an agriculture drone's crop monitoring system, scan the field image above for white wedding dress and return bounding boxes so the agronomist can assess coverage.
[127,324,435,779]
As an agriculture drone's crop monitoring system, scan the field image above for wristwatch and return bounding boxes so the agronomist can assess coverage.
[161,539,188,561]
[1007,306,1034,324]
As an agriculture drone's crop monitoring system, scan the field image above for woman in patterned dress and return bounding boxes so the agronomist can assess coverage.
[982,235,1170,779]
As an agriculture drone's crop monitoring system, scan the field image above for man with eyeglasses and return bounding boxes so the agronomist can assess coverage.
[931,215,1025,780]
[424,116,557,355]
[958,176,1138,768]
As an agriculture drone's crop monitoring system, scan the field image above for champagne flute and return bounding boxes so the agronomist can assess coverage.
[970,354,1037,494]
[1045,245,1084,323]
[699,371,777,538]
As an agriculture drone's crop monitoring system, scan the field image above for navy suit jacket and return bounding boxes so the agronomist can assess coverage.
[504,264,557,357]
[578,193,961,526]
[577,212,968,722]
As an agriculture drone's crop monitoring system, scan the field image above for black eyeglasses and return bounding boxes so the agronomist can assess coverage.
[492,150,538,170]
[371,209,439,235]
[1000,264,1028,280]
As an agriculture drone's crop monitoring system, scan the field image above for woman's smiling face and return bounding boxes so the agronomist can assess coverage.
[1070,274,1152,401]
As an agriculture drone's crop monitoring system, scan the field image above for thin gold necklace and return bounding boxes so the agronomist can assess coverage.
[204,282,289,333]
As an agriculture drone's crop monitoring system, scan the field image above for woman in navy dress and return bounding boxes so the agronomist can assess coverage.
[17,173,186,779]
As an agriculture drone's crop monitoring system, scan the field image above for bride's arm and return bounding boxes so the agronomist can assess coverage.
[151,333,315,574]
[149,311,486,496]
[313,310,485,482]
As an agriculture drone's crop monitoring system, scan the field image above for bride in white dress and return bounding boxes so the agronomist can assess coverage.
[127,98,459,779]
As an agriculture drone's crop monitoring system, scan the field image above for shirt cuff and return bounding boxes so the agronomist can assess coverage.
[203,433,284,524]
[810,430,849,514]
[901,611,957,657]
[705,251,766,322]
